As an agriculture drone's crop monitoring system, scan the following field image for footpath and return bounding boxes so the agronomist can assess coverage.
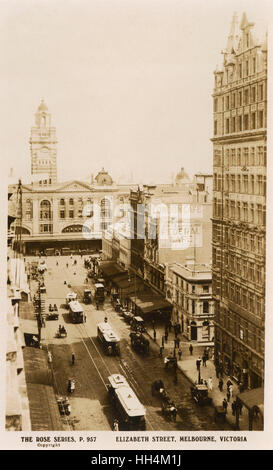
[146,323,249,431]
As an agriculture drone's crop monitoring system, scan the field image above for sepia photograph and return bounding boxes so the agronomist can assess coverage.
[1,0,272,451]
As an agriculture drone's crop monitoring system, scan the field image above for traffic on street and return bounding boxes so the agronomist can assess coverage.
[27,253,232,431]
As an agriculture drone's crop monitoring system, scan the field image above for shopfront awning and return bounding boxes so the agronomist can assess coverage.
[99,261,126,279]
[237,387,264,415]
[129,289,172,314]
[113,276,145,292]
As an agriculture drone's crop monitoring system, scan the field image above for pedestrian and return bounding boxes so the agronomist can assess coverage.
[231,401,236,416]
[208,376,213,391]
[56,261,58,266]
[71,353,75,365]
[178,348,182,361]
[218,378,223,392]
[48,351,52,363]
[159,346,163,358]
[202,354,207,367]
[113,419,119,431]
[66,263,69,268]
[229,384,233,398]
[172,406,177,422]
[222,398,228,412]
[196,357,201,371]
[189,344,193,355]
[152,319,155,330]
[164,331,168,342]
[227,389,231,402]
[161,336,165,348]
[227,379,232,389]
[238,401,243,415]
[153,329,157,342]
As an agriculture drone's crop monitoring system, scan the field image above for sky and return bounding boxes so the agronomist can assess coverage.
[0,0,271,185]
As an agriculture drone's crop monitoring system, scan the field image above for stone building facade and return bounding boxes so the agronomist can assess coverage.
[212,13,266,388]
[166,261,214,343]
[9,102,134,254]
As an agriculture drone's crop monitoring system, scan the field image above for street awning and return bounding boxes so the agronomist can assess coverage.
[111,272,128,285]
[99,261,126,278]
[114,277,145,294]
[129,289,172,314]
[237,387,264,415]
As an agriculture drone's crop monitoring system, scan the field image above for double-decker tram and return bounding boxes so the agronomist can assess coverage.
[97,322,120,356]
[107,374,146,430]
[68,300,84,324]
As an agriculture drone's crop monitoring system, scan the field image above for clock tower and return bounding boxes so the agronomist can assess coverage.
[30,100,58,183]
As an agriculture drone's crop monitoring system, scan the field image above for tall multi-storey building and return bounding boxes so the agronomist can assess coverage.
[30,100,58,183]
[212,13,266,389]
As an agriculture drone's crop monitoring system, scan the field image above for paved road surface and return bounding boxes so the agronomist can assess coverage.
[28,255,232,431]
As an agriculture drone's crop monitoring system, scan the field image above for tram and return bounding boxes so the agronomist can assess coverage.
[97,322,120,356]
[68,300,84,323]
[107,374,146,430]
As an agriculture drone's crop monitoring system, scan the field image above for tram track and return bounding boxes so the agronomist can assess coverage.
[76,322,156,431]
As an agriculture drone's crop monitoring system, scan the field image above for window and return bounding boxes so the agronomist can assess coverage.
[249,292,254,312]
[203,285,209,293]
[251,87,256,102]
[60,210,65,219]
[253,57,256,74]
[232,93,236,108]
[40,200,51,220]
[230,200,235,218]
[244,114,249,130]
[244,89,249,105]
[203,301,209,314]
[237,148,241,166]
[237,175,241,192]
[226,95,230,110]
[257,175,263,195]
[243,203,248,222]
[251,112,256,129]
[238,115,242,131]
[259,83,264,100]
[243,175,248,193]
[226,118,230,134]
[250,203,254,222]
[69,198,74,205]
[214,120,217,135]
[69,210,74,218]
[242,289,247,308]
[250,148,255,166]
[60,199,65,205]
[258,111,264,128]
[257,204,263,224]
[231,174,235,192]
[245,60,249,76]
[231,117,235,133]
[237,202,241,220]
[239,63,242,79]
